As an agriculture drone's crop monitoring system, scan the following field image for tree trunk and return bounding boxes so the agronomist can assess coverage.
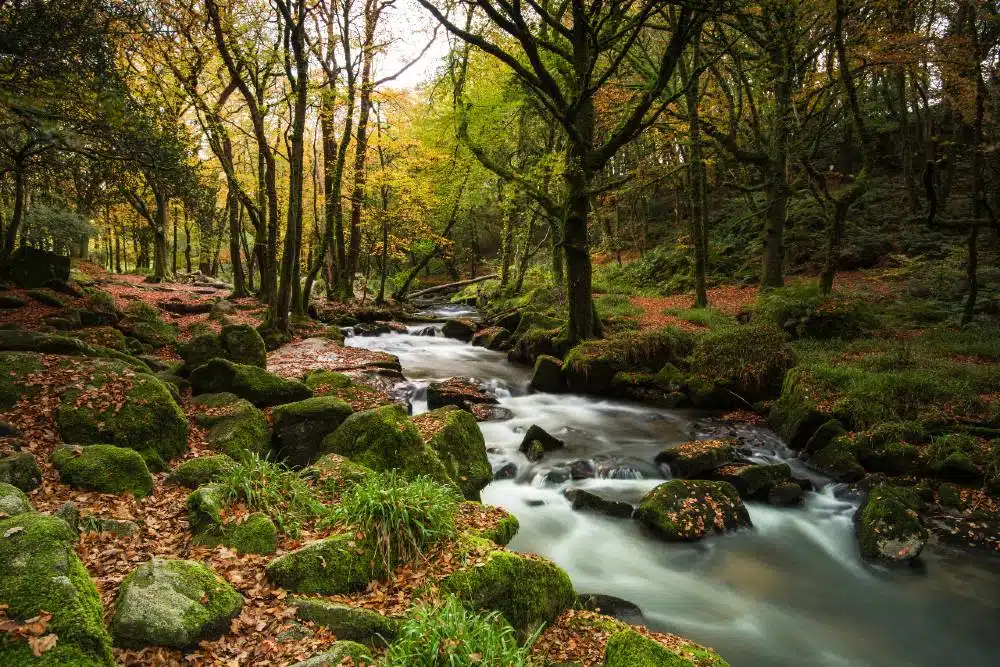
[228,189,247,296]
[345,58,374,299]
[683,31,709,308]
[3,166,25,259]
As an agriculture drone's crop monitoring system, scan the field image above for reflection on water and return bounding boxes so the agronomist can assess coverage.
[348,328,1000,667]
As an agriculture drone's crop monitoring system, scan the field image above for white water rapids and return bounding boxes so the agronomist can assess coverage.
[348,316,1000,667]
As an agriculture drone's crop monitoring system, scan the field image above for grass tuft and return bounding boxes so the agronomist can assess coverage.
[214,453,325,536]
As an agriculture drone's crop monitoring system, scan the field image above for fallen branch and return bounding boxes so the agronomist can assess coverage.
[404,274,498,300]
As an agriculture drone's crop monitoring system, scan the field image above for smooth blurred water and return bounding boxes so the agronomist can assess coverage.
[348,326,1000,667]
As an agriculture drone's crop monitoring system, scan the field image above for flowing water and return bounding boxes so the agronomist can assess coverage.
[348,316,1000,667]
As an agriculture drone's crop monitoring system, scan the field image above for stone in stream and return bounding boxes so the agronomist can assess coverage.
[471,326,511,350]
[768,481,804,506]
[635,479,751,542]
[426,377,498,413]
[530,354,565,392]
[411,405,493,501]
[564,488,634,519]
[654,439,735,479]
[577,593,647,627]
[856,484,927,566]
[494,461,518,480]
[707,462,792,500]
[441,317,478,341]
[518,424,565,460]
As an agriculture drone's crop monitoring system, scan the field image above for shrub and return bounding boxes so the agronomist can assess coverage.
[214,453,325,536]
[384,596,534,667]
[326,471,460,572]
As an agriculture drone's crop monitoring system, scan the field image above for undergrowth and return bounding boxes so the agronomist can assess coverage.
[215,453,325,536]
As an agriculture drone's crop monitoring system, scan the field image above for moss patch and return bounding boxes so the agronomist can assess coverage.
[411,406,492,500]
[52,444,154,497]
[265,534,380,595]
[190,358,311,407]
[166,455,238,489]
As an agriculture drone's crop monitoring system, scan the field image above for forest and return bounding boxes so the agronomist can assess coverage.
[0,0,998,666]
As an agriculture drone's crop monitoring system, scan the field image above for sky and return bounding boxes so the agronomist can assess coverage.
[375,0,452,91]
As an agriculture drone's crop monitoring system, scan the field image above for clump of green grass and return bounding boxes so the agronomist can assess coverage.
[124,300,163,323]
[385,596,535,667]
[753,284,879,339]
[215,453,326,536]
[596,293,642,319]
[690,323,795,400]
[326,471,461,572]
[664,306,736,329]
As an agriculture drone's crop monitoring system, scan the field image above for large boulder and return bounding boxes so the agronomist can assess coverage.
[471,326,510,350]
[0,514,114,666]
[604,628,731,667]
[857,485,927,565]
[808,435,865,482]
[530,355,564,393]
[272,396,354,468]
[410,406,492,501]
[54,359,188,464]
[191,393,271,461]
[111,558,243,649]
[266,534,379,595]
[187,484,278,555]
[220,323,267,368]
[442,318,477,341]
[564,488,634,519]
[190,358,311,407]
[635,480,751,542]
[6,247,70,288]
[708,462,792,499]
[179,333,226,370]
[320,405,455,489]
[52,444,154,497]
[0,481,31,516]
[166,454,237,489]
[0,451,42,491]
[291,597,399,647]
[442,549,575,640]
[655,439,735,478]
[426,377,498,413]
[562,327,692,395]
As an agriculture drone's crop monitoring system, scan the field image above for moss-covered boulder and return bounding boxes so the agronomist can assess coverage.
[0,481,31,516]
[442,549,575,640]
[304,370,353,393]
[857,485,927,565]
[531,355,564,393]
[0,451,42,491]
[320,405,455,489]
[111,558,243,649]
[604,628,731,667]
[0,351,43,410]
[708,462,792,499]
[654,440,735,479]
[688,324,794,407]
[166,455,237,488]
[191,393,271,461]
[563,328,693,395]
[411,406,491,501]
[119,306,177,349]
[564,488,634,519]
[442,318,478,342]
[6,247,71,288]
[272,396,354,468]
[926,434,983,482]
[80,515,139,537]
[52,444,154,497]
[635,480,751,542]
[220,323,267,368]
[55,359,188,462]
[70,326,127,352]
[768,368,831,449]
[190,358,311,407]
[808,435,865,482]
[291,597,399,647]
[187,485,278,555]
[304,454,375,496]
[0,513,114,666]
[179,333,225,370]
[265,534,379,594]
[471,326,510,350]
[290,642,373,667]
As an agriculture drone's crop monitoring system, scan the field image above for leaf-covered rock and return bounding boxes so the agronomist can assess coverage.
[191,393,271,461]
[411,406,492,501]
[635,480,751,542]
[857,485,927,565]
[604,628,731,667]
[265,534,379,595]
[655,439,735,479]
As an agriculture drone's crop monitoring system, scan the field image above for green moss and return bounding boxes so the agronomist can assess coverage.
[803,419,846,454]
[0,514,114,666]
[0,352,43,409]
[463,505,520,546]
[192,395,271,461]
[179,333,225,370]
[321,405,456,490]
[304,371,353,392]
[530,354,564,392]
[207,513,278,555]
[272,396,354,468]
[415,406,492,500]
[604,628,731,667]
[563,327,693,394]
[111,558,243,649]
[167,455,238,488]
[0,452,42,491]
[55,362,188,460]
[305,454,375,497]
[926,434,983,481]
[52,444,154,497]
[768,367,832,448]
[938,483,964,509]
[809,436,865,482]
[220,324,267,368]
[689,324,795,406]
[70,326,127,352]
[857,485,928,564]
[710,463,791,498]
[190,358,311,407]
[265,534,380,595]
[0,482,31,516]
[290,597,399,646]
[635,480,750,541]
[443,549,574,640]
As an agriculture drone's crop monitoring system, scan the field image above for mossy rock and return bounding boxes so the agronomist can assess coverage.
[304,454,375,497]
[70,327,127,352]
[55,360,188,460]
[442,549,575,641]
[768,368,831,449]
[272,396,354,468]
[809,436,865,482]
[926,434,983,482]
[119,318,176,349]
[291,597,399,647]
[531,354,564,393]
[857,485,927,565]
[166,455,238,489]
[0,451,42,491]
[563,327,692,395]
[938,483,965,509]
[442,318,478,341]
[635,480,751,542]
[708,463,792,499]
[186,485,278,555]
[0,330,150,374]
[52,444,154,497]
[190,358,311,407]
[304,370,353,393]
[0,351,43,410]
[320,405,456,490]
[0,481,31,516]
[220,324,267,368]
[654,439,735,479]
[411,406,492,501]
[80,515,138,537]
[289,642,374,667]
[0,294,24,309]
[803,419,847,455]
[111,558,243,649]
[6,247,71,288]
[604,628,731,667]
[467,507,520,546]
[0,514,114,666]
[265,534,380,595]
[179,333,225,370]
[471,326,511,350]
[26,289,67,308]
[688,324,794,407]
[192,393,271,461]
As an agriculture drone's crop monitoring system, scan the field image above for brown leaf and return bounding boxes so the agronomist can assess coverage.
[28,633,57,657]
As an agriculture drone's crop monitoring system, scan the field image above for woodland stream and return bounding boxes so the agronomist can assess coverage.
[348,309,1000,667]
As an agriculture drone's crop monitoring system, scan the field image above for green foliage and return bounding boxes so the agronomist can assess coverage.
[214,453,325,536]
[592,244,693,296]
[689,324,795,402]
[327,471,460,572]
[664,307,736,329]
[22,200,94,250]
[753,284,879,339]
[385,596,534,667]
[595,293,642,319]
